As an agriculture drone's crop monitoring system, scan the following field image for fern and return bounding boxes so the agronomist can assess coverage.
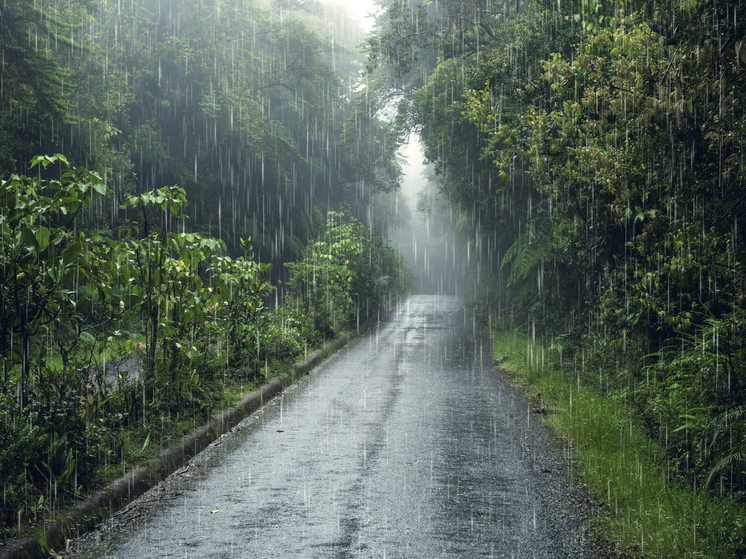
[706,452,746,489]
[704,405,746,488]
[708,405,746,438]
[501,226,549,288]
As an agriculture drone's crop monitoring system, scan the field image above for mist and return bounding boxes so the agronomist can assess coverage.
[387,137,468,295]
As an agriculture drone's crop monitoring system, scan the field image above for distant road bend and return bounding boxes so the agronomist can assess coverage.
[74,295,590,558]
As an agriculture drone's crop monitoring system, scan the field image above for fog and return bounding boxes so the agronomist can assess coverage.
[389,137,469,295]
[325,0,379,31]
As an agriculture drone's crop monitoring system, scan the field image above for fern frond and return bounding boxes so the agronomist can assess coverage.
[707,405,746,446]
[706,451,746,488]
[501,227,550,288]
[703,405,746,488]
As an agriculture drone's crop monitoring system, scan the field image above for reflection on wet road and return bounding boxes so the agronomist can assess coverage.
[105,295,587,558]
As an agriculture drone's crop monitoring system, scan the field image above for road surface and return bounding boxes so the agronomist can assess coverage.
[70,295,591,558]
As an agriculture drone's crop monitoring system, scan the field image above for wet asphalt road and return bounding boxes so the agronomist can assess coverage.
[93,295,589,558]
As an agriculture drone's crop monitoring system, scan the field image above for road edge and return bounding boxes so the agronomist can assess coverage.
[0,318,381,559]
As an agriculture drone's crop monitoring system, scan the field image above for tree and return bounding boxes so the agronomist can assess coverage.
[0,155,109,408]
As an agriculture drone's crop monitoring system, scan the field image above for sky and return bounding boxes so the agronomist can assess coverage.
[321,0,430,219]
[326,0,379,31]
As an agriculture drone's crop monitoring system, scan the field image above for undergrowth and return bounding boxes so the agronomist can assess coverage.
[492,328,746,559]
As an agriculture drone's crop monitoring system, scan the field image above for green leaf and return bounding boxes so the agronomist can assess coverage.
[76,297,92,314]
[62,242,82,265]
[91,180,108,195]
[53,154,70,166]
[120,263,131,285]
[22,227,39,252]
[36,226,50,251]
[79,331,96,344]
[141,433,151,453]
[123,293,142,308]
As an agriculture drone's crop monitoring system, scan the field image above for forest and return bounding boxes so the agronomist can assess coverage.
[2,0,746,556]
[0,0,411,542]
[365,0,746,555]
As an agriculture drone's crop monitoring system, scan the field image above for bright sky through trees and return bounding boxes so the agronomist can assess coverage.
[326,0,378,31]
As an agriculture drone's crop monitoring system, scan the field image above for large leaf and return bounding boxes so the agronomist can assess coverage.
[21,227,39,253]
[123,293,142,309]
[35,226,50,252]
[62,241,83,265]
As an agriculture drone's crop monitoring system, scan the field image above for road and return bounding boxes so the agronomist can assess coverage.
[72,295,591,558]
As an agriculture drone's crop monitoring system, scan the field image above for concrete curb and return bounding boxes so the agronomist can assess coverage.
[0,327,367,559]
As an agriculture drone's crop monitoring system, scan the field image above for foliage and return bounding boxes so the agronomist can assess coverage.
[523,3,746,496]
[0,162,244,531]
[0,155,110,408]
[0,392,44,537]
[494,328,746,558]
[368,0,746,550]
[0,156,112,533]
[212,239,275,372]
[283,211,411,344]
[0,1,80,174]
[0,156,411,539]
[369,0,586,318]
[0,0,411,542]
[0,0,401,272]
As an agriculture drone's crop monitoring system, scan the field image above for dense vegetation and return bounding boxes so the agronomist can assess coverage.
[4,0,746,554]
[0,0,412,540]
[0,155,410,537]
[366,0,746,555]
[0,0,402,264]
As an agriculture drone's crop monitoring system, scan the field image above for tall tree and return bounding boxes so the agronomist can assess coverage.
[0,0,76,173]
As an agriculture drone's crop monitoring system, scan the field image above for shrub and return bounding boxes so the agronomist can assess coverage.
[283,212,411,345]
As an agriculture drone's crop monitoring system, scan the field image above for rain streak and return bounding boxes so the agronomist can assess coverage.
[1,0,745,558]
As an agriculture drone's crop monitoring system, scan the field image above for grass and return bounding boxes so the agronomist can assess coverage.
[492,327,746,558]
[87,374,258,487]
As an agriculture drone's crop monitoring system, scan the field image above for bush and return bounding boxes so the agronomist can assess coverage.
[283,212,411,346]
[0,169,411,539]
[0,394,46,536]
[264,320,303,362]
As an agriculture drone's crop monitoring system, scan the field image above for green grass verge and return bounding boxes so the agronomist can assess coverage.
[493,328,746,559]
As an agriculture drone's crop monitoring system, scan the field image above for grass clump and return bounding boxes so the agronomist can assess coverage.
[493,328,746,558]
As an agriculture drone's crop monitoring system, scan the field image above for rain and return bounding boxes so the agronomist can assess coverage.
[0,0,745,558]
